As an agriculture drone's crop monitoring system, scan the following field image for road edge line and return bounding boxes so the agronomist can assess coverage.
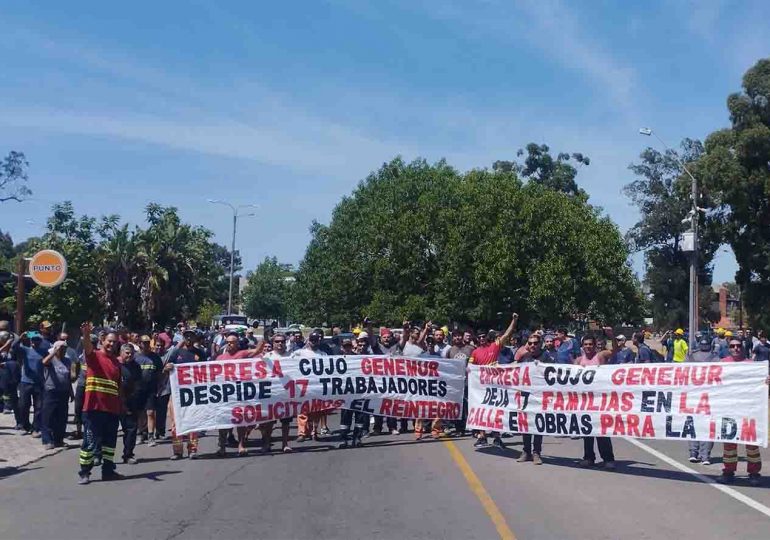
[443,440,517,540]
[626,438,770,519]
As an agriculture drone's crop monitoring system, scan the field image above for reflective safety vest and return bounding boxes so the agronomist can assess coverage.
[673,338,689,363]
[83,350,122,414]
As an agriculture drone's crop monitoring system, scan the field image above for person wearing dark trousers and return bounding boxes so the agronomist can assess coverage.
[117,344,144,464]
[77,323,123,485]
[1,331,21,427]
[41,341,73,448]
[155,393,170,439]
[337,408,369,449]
[581,437,615,467]
[519,434,544,464]
[15,331,48,436]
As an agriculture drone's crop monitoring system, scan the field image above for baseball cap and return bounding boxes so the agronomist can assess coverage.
[26,330,42,339]
[725,330,733,337]
[183,329,196,336]
[616,334,627,341]
[357,332,369,340]
[380,328,392,337]
[40,320,53,329]
[699,337,710,346]
[140,335,152,342]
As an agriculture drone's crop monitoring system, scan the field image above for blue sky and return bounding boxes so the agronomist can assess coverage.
[1,0,768,283]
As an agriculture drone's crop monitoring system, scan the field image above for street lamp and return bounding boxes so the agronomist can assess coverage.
[638,128,701,348]
[207,199,259,315]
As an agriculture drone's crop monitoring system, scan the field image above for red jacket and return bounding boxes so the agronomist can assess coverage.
[83,349,122,415]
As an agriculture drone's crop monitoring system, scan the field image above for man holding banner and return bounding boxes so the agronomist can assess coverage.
[720,337,765,486]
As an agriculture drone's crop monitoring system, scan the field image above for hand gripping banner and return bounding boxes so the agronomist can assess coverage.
[170,355,466,435]
[466,362,769,446]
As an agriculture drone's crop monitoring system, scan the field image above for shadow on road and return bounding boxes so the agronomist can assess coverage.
[110,470,183,482]
[0,466,42,480]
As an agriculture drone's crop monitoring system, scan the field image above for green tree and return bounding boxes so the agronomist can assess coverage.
[195,299,223,328]
[493,143,589,198]
[0,151,31,203]
[0,230,13,260]
[242,257,293,323]
[700,58,770,331]
[624,140,721,329]
[20,202,104,327]
[292,157,643,328]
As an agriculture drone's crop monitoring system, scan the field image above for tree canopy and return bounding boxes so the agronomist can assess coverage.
[292,157,643,328]
[700,58,770,330]
[493,143,589,198]
[1,202,236,329]
[241,257,293,323]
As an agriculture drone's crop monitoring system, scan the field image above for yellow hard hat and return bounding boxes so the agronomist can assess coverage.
[352,326,362,335]
[725,330,733,337]
[441,326,449,335]
[675,328,685,335]
[717,328,725,335]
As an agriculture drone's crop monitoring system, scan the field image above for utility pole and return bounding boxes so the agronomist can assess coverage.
[229,212,237,315]
[208,199,258,315]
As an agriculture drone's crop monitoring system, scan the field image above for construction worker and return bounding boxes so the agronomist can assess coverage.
[672,329,689,363]
[718,338,767,486]
[77,322,123,485]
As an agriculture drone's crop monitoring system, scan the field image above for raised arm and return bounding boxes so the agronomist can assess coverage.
[497,313,519,346]
[80,322,94,357]
[399,321,409,350]
[417,321,431,350]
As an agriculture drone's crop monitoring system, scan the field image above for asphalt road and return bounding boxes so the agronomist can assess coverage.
[2,413,770,540]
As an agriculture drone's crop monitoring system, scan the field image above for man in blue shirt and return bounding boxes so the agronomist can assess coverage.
[614,335,636,364]
[753,331,770,362]
[555,328,575,364]
[14,331,48,436]
[632,333,653,363]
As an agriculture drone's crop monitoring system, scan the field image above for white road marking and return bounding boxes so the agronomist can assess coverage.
[627,438,770,519]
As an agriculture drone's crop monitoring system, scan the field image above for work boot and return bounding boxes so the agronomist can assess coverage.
[717,472,735,484]
[532,453,543,465]
[336,429,350,449]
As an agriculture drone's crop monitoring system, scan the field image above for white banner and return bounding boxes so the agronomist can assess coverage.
[467,362,769,446]
[170,355,466,435]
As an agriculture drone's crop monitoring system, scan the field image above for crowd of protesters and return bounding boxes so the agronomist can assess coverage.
[0,315,767,487]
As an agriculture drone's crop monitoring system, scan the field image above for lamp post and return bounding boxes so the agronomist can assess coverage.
[639,128,701,349]
[207,199,258,315]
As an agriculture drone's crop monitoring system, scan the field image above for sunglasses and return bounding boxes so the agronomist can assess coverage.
[527,341,539,345]
[273,339,286,344]
[729,344,742,349]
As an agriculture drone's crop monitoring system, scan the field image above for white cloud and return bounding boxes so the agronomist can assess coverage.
[0,107,412,177]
